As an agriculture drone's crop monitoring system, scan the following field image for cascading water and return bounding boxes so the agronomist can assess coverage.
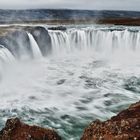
[27,33,42,58]
[48,28,140,55]
[0,25,140,140]
[1,27,140,60]
[0,45,15,79]
[0,45,15,64]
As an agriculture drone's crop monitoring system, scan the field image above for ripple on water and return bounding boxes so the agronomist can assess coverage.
[124,76,140,93]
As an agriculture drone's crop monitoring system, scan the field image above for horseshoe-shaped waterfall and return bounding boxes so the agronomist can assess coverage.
[0,25,140,140]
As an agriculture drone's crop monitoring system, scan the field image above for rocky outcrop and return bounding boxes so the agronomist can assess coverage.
[31,26,52,56]
[0,30,32,59]
[48,26,67,31]
[0,26,52,58]
[0,118,61,140]
[81,101,140,140]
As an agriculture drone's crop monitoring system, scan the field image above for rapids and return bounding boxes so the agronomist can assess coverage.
[0,25,140,139]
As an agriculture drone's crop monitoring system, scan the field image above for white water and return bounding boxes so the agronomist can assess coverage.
[0,26,140,139]
[28,33,42,58]
[0,46,15,64]
[48,28,140,55]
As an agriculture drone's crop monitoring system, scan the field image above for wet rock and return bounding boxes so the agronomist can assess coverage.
[81,101,140,140]
[31,26,52,56]
[48,26,67,31]
[0,30,32,59]
[0,118,61,140]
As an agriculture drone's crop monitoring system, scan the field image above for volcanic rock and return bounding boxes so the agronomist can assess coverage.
[0,30,32,59]
[0,118,61,140]
[81,101,140,140]
[31,26,52,56]
[48,26,67,31]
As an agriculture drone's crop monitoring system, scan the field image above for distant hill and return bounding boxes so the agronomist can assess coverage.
[0,9,140,24]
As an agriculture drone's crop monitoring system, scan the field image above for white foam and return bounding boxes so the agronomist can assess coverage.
[0,26,140,125]
[28,33,42,58]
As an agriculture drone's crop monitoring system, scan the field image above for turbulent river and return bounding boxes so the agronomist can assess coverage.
[0,25,140,139]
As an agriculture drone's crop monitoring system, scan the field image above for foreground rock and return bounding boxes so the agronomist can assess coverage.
[81,101,140,140]
[0,118,61,140]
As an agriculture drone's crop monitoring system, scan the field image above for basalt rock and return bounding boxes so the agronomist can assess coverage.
[0,118,61,140]
[48,26,67,31]
[81,101,140,140]
[31,26,52,56]
[0,30,32,59]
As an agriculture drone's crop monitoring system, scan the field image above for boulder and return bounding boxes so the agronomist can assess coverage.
[81,101,140,140]
[0,118,61,140]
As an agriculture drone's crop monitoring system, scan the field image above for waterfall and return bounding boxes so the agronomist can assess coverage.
[0,27,140,62]
[0,46,15,64]
[48,30,71,54]
[48,28,140,54]
[28,33,42,58]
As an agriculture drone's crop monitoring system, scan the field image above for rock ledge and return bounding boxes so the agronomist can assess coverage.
[0,118,61,140]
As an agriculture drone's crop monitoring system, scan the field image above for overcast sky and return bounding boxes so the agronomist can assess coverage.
[0,0,140,11]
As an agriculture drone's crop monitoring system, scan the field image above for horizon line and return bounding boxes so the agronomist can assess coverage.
[0,8,139,12]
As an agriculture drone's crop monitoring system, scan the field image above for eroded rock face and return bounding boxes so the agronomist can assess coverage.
[31,26,52,56]
[0,26,53,58]
[0,30,32,59]
[81,101,140,140]
[0,118,61,140]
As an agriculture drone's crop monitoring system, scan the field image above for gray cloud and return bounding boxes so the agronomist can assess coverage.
[0,0,140,11]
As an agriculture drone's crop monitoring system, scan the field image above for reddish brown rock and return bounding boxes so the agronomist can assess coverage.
[0,118,61,140]
[81,101,140,140]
